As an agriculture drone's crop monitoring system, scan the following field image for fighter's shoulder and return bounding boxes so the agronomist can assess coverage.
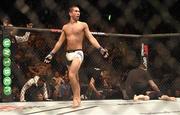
[62,24,68,30]
[78,21,88,26]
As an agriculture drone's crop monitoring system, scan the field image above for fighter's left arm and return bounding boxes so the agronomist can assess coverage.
[84,22,109,58]
[84,22,101,48]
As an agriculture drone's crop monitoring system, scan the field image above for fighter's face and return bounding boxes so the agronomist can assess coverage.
[70,7,80,21]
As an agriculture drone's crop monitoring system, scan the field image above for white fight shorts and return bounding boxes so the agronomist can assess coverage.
[66,50,84,62]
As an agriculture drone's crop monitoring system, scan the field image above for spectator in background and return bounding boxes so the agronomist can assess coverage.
[20,63,51,102]
[33,91,44,101]
[59,71,72,100]
[12,86,20,101]
[2,17,32,88]
[82,68,110,100]
[125,64,160,99]
[51,71,64,100]
[2,17,13,26]
[20,76,49,102]
[2,17,32,43]
[125,63,176,101]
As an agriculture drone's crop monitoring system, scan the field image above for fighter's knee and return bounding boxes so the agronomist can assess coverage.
[68,71,75,79]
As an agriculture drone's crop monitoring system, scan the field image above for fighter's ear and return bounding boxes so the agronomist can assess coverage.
[69,11,73,17]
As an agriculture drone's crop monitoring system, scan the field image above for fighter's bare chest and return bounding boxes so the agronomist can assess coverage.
[64,25,84,35]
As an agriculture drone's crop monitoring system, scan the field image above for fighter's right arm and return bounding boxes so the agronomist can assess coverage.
[51,28,66,54]
[44,28,66,63]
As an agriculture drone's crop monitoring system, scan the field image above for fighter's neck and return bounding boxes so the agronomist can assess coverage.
[70,19,78,24]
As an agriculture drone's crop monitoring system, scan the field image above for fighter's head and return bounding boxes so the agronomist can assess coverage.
[69,5,80,21]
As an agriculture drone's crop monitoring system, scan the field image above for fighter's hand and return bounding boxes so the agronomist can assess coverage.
[98,47,109,58]
[44,52,54,63]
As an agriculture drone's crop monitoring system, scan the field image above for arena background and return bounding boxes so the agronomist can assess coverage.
[0,0,180,102]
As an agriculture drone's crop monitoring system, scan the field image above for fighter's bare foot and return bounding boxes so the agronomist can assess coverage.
[72,98,80,108]
[77,97,81,105]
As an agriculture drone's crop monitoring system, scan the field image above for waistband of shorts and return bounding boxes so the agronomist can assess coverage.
[66,49,82,53]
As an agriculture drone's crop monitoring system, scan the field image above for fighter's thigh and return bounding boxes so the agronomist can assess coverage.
[69,58,82,74]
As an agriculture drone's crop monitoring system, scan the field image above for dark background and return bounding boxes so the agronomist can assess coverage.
[1,0,180,34]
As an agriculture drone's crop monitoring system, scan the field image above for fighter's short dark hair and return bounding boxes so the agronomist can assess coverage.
[69,4,79,12]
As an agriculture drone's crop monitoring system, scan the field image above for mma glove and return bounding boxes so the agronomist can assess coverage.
[98,46,109,58]
[44,52,55,63]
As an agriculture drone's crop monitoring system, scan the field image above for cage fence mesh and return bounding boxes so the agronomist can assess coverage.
[0,0,180,102]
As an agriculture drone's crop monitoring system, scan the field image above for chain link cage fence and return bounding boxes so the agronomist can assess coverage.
[0,0,180,101]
